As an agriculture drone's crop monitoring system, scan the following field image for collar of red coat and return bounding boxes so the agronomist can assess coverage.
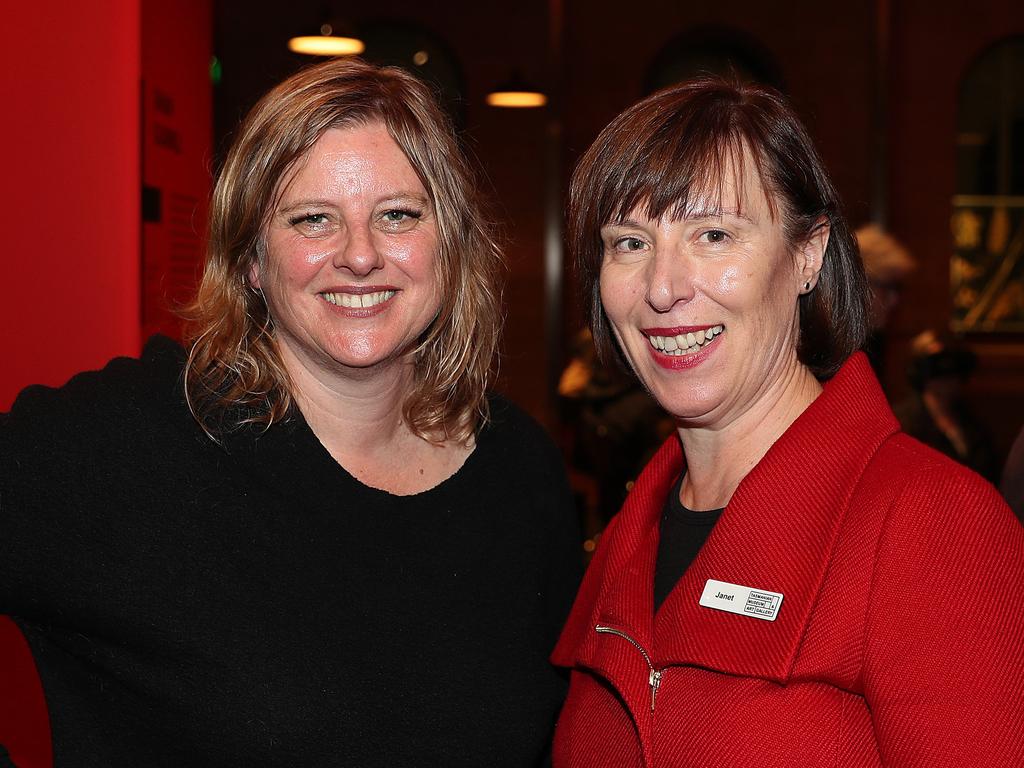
[552,352,900,684]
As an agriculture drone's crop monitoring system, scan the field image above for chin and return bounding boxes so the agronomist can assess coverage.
[331,339,417,370]
[647,382,723,423]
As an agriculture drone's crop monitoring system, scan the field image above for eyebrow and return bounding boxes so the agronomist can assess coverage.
[277,199,334,215]
[277,192,431,215]
[602,218,646,230]
[603,209,754,229]
[676,206,754,223]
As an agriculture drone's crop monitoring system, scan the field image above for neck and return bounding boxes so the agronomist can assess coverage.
[277,340,416,455]
[677,359,822,511]
[275,339,474,496]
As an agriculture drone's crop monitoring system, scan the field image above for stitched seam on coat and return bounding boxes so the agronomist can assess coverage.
[859,439,915,720]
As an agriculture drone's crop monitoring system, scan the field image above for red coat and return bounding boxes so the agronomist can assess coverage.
[552,354,1024,767]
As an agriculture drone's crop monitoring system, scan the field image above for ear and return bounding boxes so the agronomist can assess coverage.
[247,260,262,291]
[797,217,829,293]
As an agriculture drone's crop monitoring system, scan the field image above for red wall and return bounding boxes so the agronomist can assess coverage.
[0,1,142,410]
[141,0,213,342]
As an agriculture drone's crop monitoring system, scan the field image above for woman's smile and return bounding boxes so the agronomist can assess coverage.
[319,287,399,313]
[642,324,726,368]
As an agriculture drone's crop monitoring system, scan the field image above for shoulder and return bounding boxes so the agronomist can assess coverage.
[480,392,564,467]
[860,434,1024,762]
[2,335,194,459]
[871,432,1011,524]
[863,430,1023,618]
[6,335,185,417]
[473,392,576,524]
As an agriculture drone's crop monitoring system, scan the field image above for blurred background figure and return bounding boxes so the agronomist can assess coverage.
[894,329,1000,482]
[558,329,672,545]
[856,223,916,376]
[1001,425,1024,522]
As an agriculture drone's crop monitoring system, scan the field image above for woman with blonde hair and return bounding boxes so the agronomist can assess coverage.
[0,58,579,767]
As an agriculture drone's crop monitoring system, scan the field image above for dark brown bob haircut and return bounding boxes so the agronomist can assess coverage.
[568,77,869,379]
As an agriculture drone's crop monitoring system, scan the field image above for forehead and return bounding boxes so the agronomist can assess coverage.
[605,137,779,226]
[280,122,425,197]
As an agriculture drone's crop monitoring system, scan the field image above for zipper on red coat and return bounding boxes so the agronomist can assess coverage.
[595,624,663,712]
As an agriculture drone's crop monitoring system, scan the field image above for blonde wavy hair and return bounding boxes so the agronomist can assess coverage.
[184,58,502,443]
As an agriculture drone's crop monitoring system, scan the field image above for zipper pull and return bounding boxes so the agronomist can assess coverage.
[648,668,662,712]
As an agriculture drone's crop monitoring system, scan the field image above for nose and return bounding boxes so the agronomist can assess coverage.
[332,222,384,276]
[645,250,695,313]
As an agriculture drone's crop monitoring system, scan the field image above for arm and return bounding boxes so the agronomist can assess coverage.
[864,461,1024,767]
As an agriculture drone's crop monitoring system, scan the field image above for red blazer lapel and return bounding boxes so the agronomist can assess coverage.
[553,436,684,667]
[553,436,682,725]
[654,353,899,681]
[554,354,900,703]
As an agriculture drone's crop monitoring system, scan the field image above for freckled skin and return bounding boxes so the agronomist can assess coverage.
[599,154,816,430]
[251,124,441,380]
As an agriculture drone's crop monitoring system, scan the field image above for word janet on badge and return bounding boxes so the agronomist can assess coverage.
[699,579,784,621]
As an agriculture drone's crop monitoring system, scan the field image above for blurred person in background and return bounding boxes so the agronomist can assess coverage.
[558,328,671,530]
[855,223,916,376]
[1002,425,1024,522]
[551,78,1023,767]
[0,58,580,767]
[894,329,1000,482]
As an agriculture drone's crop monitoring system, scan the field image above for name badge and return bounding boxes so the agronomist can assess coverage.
[699,579,784,621]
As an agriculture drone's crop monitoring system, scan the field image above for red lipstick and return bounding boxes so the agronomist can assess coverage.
[642,324,717,336]
[649,342,718,370]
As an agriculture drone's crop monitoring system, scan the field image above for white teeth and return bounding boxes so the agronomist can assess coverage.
[646,325,724,356]
[322,290,396,308]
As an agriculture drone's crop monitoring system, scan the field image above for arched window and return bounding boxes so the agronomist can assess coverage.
[951,37,1024,332]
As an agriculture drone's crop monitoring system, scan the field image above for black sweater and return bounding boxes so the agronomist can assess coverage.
[0,337,581,767]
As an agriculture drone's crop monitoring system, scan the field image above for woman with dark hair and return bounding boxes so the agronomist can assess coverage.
[0,58,579,767]
[551,79,1024,767]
